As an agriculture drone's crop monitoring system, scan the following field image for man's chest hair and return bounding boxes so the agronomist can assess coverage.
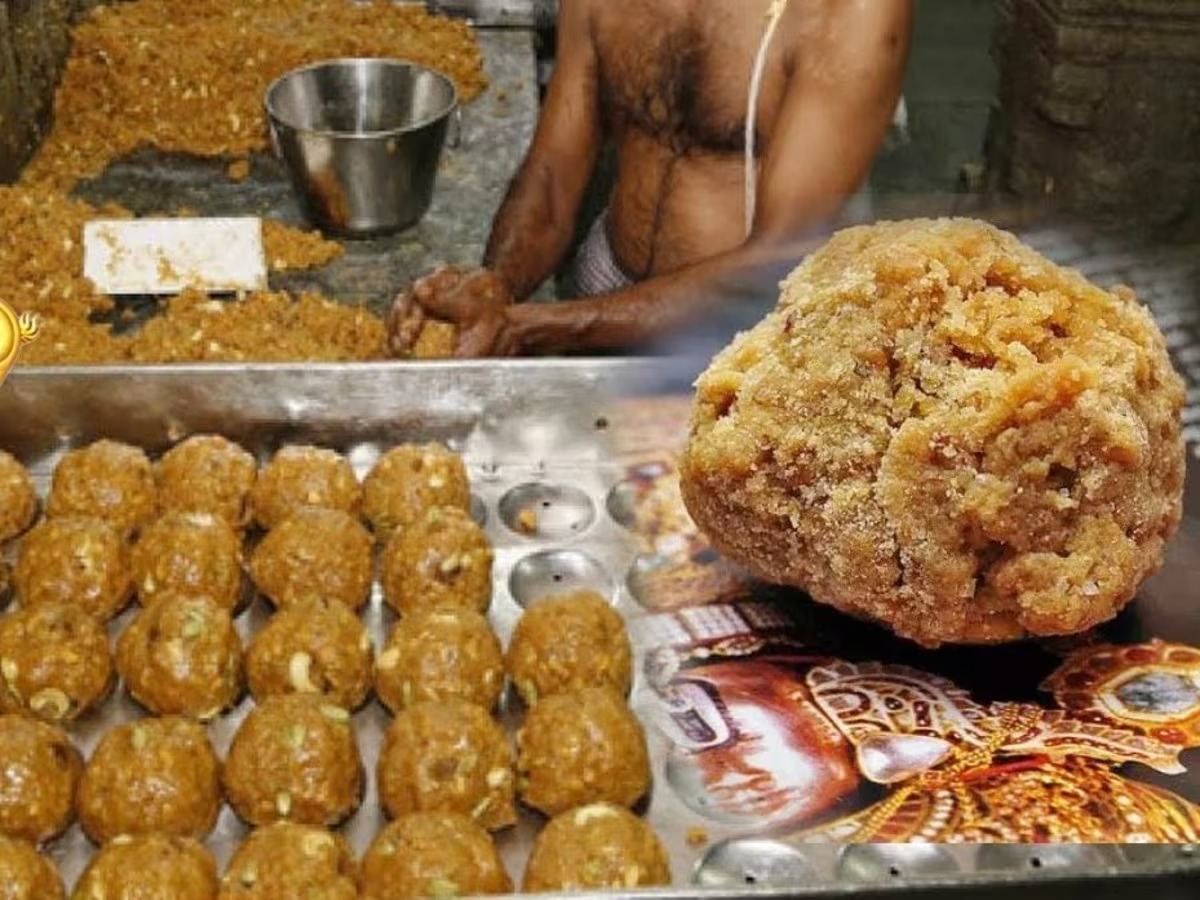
[591,0,786,155]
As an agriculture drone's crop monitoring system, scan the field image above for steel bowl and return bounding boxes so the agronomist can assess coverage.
[265,58,458,237]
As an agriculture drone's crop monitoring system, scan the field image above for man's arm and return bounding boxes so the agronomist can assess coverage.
[500,0,914,353]
[482,0,603,300]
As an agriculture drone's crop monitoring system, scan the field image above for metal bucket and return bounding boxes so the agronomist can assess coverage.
[265,58,458,237]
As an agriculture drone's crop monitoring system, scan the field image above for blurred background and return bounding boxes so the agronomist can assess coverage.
[3,1,1197,236]
[0,0,1196,398]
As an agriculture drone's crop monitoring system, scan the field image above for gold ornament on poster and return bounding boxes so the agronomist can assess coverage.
[614,415,1200,844]
[0,300,39,386]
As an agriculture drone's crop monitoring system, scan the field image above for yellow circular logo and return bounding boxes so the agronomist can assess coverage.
[0,301,39,386]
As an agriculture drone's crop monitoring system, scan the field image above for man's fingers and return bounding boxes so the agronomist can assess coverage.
[452,308,524,358]
[453,318,503,358]
[453,327,492,358]
[495,326,524,357]
[412,266,462,302]
[426,272,510,321]
[386,292,411,343]
[399,307,426,348]
[391,267,501,355]
[430,267,464,293]
[419,285,474,321]
[389,289,414,321]
[386,292,428,357]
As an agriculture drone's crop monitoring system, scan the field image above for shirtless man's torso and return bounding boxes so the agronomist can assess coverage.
[389,0,912,356]
[595,0,800,277]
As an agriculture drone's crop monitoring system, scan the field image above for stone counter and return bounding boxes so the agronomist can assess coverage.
[72,28,539,317]
[0,0,127,182]
[0,0,73,183]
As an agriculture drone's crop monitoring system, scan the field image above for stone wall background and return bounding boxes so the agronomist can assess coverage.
[870,0,999,199]
[2,1,1197,236]
[0,0,111,182]
[986,0,1200,236]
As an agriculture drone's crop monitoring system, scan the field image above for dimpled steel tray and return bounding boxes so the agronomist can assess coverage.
[1,361,1199,899]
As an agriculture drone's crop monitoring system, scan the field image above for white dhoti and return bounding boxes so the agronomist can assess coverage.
[573,212,636,297]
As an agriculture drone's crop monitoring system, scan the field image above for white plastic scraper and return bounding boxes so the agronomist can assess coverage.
[83,217,268,295]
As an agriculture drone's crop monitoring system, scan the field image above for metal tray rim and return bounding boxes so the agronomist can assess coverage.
[8,358,659,378]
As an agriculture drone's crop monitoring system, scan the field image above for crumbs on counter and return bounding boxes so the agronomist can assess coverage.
[262,219,344,273]
[410,321,458,360]
[22,0,487,192]
[3,184,384,365]
[3,0,485,365]
[515,507,539,536]
[127,290,386,362]
[226,158,251,182]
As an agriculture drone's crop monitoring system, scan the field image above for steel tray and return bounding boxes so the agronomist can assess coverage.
[1,361,1198,899]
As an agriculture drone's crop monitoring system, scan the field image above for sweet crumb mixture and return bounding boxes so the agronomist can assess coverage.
[23,0,486,191]
[9,0,487,364]
[127,290,386,363]
[681,218,1185,646]
[261,219,345,273]
[4,184,381,364]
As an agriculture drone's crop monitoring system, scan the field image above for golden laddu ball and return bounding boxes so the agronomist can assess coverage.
[680,219,1185,647]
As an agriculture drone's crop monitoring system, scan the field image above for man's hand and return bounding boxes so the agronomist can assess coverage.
[387,267,523,358]
[387,267,461,356]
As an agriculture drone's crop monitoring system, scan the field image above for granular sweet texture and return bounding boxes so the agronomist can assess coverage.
[23,0,487,191]
[680,219,1186,647]
[0,185,121,325]
[262,219,344,273]
[5,0,487,365]
[127,290,385,362]
[1,185,381,365]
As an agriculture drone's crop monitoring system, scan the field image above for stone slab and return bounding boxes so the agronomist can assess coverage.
[70,28,540,317]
